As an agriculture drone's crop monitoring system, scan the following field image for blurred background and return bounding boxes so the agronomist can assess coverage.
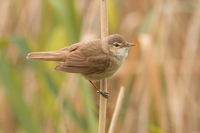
[0,0,200,133]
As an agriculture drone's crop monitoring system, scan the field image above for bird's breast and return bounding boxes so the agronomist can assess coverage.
[82,56,124,80]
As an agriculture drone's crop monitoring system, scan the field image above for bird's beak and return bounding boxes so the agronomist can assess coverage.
[125,43,136,47]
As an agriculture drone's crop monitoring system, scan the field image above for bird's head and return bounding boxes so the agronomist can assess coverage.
[102,34,136,59]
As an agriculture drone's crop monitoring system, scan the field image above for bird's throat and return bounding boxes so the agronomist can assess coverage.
[115,47,129,61]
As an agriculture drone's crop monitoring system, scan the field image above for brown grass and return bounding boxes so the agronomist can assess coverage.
[0,0,200,133]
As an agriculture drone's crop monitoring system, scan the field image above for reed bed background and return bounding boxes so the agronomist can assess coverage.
[0,0,200,133]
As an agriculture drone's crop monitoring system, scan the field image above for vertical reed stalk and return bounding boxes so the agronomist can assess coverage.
[99,0,108,133]
[108,86,125,133]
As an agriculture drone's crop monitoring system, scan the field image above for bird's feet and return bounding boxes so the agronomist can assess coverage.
[97,91,109,98]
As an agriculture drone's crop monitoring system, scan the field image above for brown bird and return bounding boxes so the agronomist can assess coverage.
[26,34,136,98]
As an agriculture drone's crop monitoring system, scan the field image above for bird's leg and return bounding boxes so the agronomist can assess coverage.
[88,80,109,98]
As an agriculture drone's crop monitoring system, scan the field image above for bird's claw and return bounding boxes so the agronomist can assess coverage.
[97,91,109,98]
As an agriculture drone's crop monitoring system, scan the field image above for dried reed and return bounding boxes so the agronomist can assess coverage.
[99,0,108,133]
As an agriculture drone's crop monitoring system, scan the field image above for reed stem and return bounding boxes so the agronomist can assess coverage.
[108,86,125,133]
[99,0,108,133]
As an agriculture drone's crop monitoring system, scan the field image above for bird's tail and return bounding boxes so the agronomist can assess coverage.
[26,51,65,62]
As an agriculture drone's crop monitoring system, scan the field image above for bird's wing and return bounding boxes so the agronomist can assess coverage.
[54,44,111,74]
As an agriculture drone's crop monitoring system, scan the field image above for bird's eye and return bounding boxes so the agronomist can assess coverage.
[114,43,119,47]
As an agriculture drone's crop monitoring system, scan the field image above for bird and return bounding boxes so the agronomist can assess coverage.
[26,34,136,98]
